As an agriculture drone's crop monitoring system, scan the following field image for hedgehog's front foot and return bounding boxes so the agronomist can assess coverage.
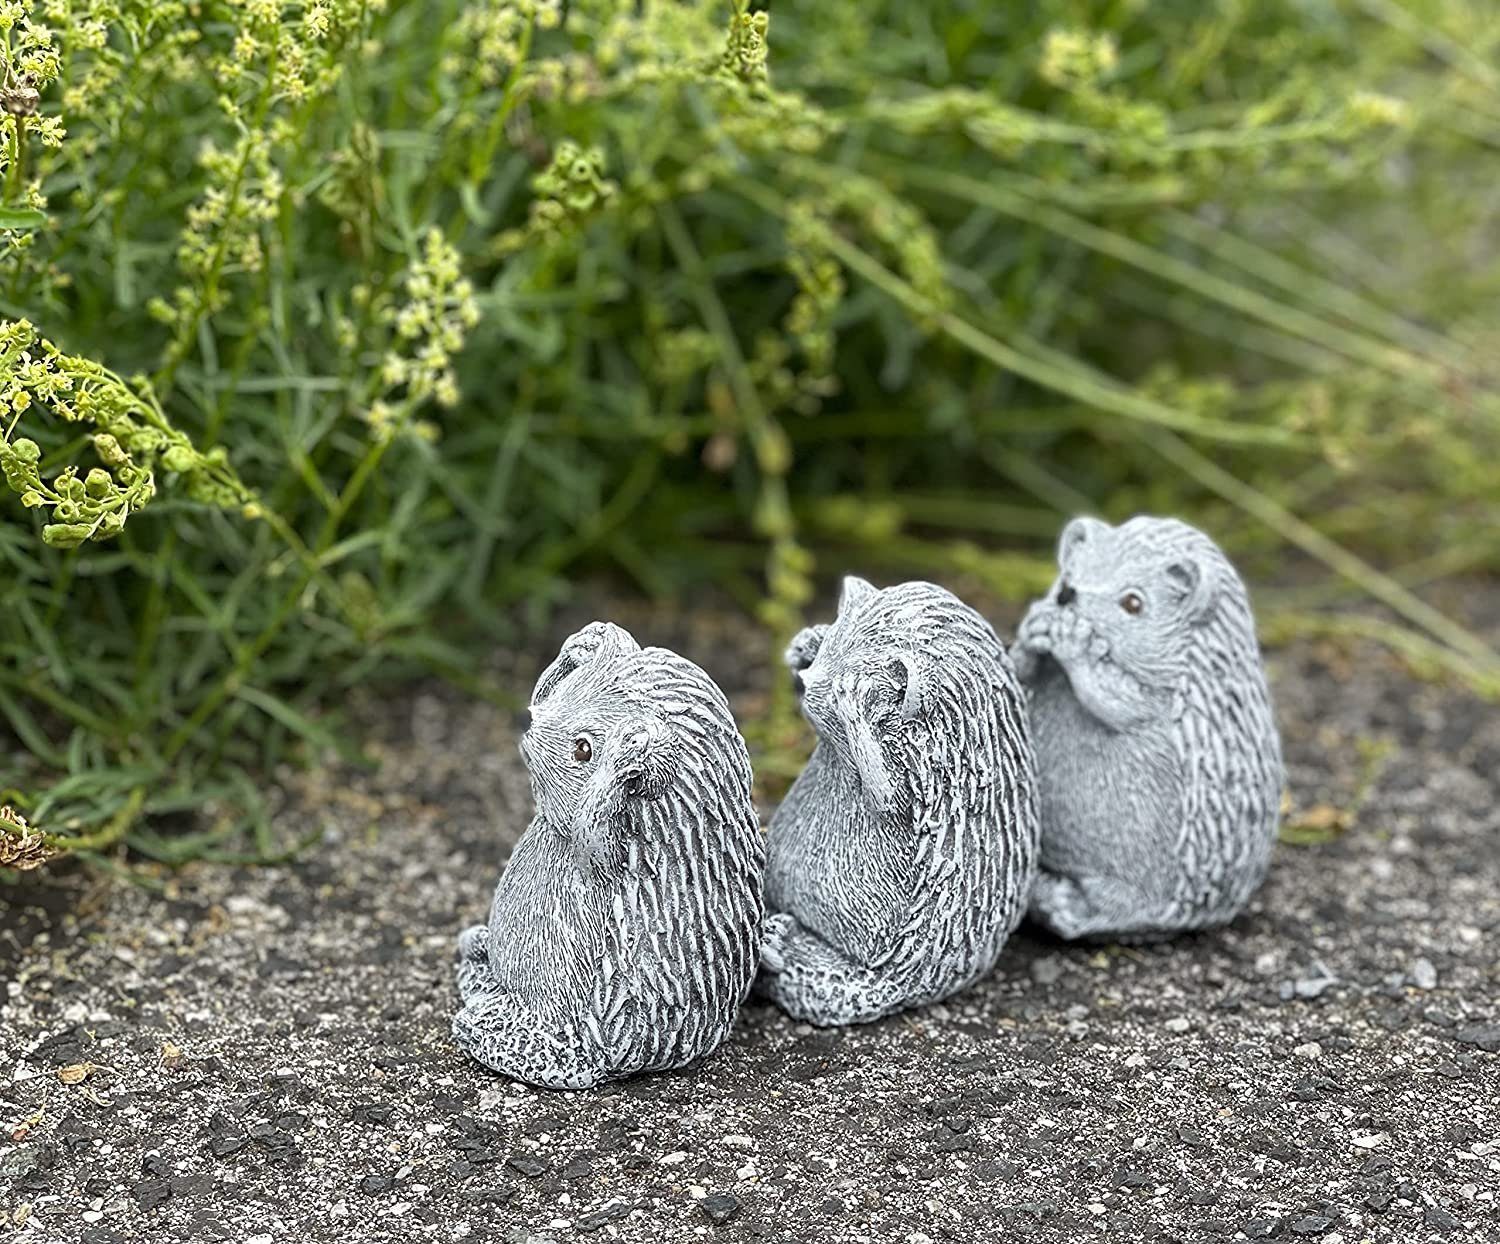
[1029,871,1164,942]
[758,911,795,973]
[455,924,493,1002]
[755,913,907,1027]
[452,988,603,1090]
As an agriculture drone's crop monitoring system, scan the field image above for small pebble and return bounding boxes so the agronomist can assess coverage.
[1293,975,1335,999]
[1411,958,1438,990]
[1030,957,1063,986]
[1293,1042,1322,1060]
[700,1193,741,1225]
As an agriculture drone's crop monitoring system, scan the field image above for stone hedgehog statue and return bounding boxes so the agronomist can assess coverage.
[1013,515,1283,942]
[758,576,1039,1026]
[453,621,764,1088]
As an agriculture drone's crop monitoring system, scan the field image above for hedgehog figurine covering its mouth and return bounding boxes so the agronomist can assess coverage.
[1013,515,1283,942]
[453,621,764,1088]
[758,576,1040,1026]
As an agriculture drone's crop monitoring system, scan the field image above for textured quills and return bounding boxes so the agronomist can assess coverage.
[453,621,765,1088]
[759,576,1040,1026]
[1014,515,1284,942]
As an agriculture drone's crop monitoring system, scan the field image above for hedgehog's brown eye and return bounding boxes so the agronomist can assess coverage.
[572,737,593,763]
[1120,591,1144,615]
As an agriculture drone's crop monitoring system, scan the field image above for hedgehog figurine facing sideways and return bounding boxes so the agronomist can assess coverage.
[1013,516,1283,942]
[453,622,764,1088]
[758,577,1039,1026]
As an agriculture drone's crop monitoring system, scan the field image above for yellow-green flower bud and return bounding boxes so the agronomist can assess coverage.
[161,445,197,473]
[93,433,127,466]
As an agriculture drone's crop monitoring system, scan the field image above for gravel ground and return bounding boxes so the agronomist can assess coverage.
[2,597,1498,1244]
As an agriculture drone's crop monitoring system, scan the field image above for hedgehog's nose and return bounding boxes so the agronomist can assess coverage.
[1056,580,1076,607]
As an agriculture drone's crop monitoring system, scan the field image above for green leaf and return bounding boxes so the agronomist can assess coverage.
[0,206,47,231]
[235,683,360,762]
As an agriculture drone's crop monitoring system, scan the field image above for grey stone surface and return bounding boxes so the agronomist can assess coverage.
[454,622,763,1088]
[2,597,1498,1243]
[1016,517,1283,942]
[761,577,1038,1025]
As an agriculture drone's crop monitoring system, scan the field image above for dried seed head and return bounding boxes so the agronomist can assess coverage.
[2,76,39,116]
[0,805,61,871]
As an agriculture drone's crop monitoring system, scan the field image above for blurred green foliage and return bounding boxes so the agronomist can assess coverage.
[2,0,1498,861]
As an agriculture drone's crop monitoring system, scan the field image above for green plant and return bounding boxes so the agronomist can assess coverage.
[2,0,1497,866]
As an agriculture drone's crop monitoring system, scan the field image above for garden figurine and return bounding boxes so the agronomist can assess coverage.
[1014,515,1283,941]
[759,576,1040,1025]
[454,622,764,1088]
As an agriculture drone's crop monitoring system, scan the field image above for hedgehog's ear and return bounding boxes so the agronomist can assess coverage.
[571,716,676,874]
[532,621,639,706]
[1058,516,1106,568]
[891,653,926,721]
[838,574,876,616]
[610,716,676,802]
[1163,554,1219,625]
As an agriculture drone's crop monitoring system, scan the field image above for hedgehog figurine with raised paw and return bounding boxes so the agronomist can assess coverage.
[453,622,764,1088]
[758,576,1039,1026]
[1013,516,1283,942]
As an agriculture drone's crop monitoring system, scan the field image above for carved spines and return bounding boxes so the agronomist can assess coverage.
[760,578,1040,1024]
[455,624,763,1086]
[1021,515,1283,938]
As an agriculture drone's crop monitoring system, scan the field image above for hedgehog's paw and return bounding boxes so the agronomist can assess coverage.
[785,626,827,677]
[452,990,603,1090]
[759,911,797,974]
[1016,602,1056,655]
[1010,643,1041,684]
[1029,874,1092,940]
[1030,872,1153,942]
[457,923,490,963]
[754,919,908,1027]
[1046,607,1093,665]
[454,925,494,1002]
[455,960,493,1003]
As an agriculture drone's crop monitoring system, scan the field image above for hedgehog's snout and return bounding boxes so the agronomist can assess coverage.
[1055,579,1076,607]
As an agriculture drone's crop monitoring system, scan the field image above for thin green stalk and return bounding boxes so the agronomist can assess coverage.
[35,785,146,853]
[658,198,806,730]
[657,202,791,503]
[1263,609,1500,699]
[879,162,1447,384]
[152,37,282,398]
[161,381,422,763]
[0,666,120,738]
[740,178,1307,449]
[1143,428,1500,678]
[1159,210,1477,374]
[1356,0,1499,96]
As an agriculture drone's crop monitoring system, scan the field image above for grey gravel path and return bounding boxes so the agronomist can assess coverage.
[2,600,1498,1244]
